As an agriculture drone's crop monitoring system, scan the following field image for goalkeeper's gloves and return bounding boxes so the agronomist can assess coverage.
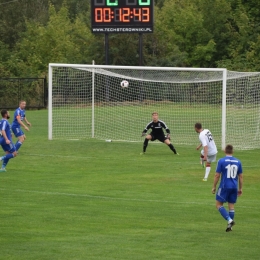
[141,132,146,137]
[166,134,171,140]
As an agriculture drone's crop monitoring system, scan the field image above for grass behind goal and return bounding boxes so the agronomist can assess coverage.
[0,110,260,260]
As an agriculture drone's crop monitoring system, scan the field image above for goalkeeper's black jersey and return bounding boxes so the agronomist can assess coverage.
[143,120,170,135]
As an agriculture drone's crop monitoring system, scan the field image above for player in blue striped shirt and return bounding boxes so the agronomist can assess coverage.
[0,109,18,172]
[11,100,31,151]
[212,144,243,232]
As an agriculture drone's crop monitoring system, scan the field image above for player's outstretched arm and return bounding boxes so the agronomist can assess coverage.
[141,124,150,137]
[25,117,31,127]
[17,117,29,131]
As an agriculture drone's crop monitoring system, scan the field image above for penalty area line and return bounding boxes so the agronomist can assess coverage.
[0,188,253,208]
[0,188,210,205]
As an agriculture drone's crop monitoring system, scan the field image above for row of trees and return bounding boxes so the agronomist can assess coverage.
[1,0,260,79]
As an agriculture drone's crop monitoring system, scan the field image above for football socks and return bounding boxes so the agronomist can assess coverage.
[219,206,232,222]
[168,143,177,154]
[15,141,23,151]
[229,209,235,220]
[143,138,149,153]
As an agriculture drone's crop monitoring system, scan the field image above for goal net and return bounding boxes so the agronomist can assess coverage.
[48,64,260,150]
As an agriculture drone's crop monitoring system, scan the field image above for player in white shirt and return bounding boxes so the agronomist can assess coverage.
[195,123,218,181]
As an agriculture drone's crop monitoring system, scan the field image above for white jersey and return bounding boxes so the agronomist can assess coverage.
[199,129,218,156]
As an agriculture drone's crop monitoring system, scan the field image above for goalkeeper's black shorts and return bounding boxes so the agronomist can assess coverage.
[150,133,168,143]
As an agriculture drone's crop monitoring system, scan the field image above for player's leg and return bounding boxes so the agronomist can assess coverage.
[1,158,9,170]
[228,203,235,220]
[200,150,207,178]
[216,201,229,221]
[142,134,152,154]
[163,138,178,155]
[201,150,209,180]
[15,135,25,151]
[12,126,25,151]
[200,154,205,168]
[216,189,235,232]
[203,162,211,181]
[226,190,237,231]
[0,151,17,161]
[0,154,14,171]
[202,154,217,181]
[0,144,17,171]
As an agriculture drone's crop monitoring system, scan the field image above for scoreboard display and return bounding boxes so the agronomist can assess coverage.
[91,0,154,33]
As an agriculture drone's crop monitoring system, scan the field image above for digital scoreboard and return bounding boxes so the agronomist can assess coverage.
[91,0,154,33]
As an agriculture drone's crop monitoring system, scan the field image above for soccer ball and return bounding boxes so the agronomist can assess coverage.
[121,80,129,88]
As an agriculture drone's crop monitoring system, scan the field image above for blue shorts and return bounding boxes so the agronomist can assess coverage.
[216,188,237,204]
[1,140,16,153]
[12,126,24,137]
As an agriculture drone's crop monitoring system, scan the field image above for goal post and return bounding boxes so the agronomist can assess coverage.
[222,68,227,151]
[48,64,53,141]
[48,63,260,150]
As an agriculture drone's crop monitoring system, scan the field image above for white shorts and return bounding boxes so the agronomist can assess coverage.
[201,150,217,163]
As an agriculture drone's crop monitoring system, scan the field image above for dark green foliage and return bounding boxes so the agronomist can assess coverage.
[0,0,260,78]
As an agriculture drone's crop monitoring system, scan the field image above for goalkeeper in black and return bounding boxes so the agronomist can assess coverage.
[141,112,179,155]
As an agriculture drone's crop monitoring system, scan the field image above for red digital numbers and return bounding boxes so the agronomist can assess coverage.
[133,8,141,22]
[94,8,150,22]
[121,8,130,22]
[95,8,103,22]
[103,8,111,22]
[95,8,112,22]
[142,8,149,22]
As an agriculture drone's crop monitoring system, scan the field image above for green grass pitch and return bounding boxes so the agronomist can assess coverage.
[0,109,260,260]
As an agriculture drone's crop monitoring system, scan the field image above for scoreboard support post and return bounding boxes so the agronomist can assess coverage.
[139,33,143,66]
[105,33,109,65]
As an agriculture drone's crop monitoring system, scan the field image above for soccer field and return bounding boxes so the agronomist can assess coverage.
[0,109,260,260]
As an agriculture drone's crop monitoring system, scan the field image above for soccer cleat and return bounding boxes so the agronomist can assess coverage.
[140,152,145,155]
[226,227,232,232]
[226,220,235,232]
[0,168,6,172]
[202,178,207,181]
[175,153,180,155]
[0,156,4,161]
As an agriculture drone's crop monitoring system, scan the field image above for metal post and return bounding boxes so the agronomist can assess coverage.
[48,64,53,140]
[44,76,47,108]
[92,60,95,138]
[105,33,109,65]
[104,34,110,101]
[139,33,143,66]
[221,69,227,150]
